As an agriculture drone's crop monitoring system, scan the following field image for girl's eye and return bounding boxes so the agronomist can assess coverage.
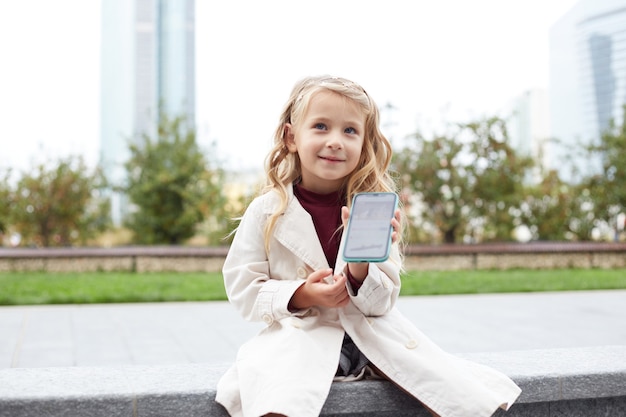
[345,127,357,134]
[314,123,327,130]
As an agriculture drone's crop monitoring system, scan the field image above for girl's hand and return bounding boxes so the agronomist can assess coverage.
[288,268,350,310]
[390,208,401,244]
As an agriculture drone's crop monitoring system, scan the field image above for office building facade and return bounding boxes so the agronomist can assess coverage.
[549,0,626,181]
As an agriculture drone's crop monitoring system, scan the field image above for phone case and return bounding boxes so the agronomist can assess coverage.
[342,192,398,262]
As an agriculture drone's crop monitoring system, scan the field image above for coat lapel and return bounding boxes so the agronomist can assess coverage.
[264,185,329,272]
[275,197,329,271]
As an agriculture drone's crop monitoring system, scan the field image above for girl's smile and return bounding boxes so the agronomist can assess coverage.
[318,155,345,163]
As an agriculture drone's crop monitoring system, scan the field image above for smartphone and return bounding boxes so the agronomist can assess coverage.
[342,192,398,263]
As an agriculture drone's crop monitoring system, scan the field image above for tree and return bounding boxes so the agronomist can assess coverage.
[10,157,110,247]
[124,111,226,245]
[580,104,626,237]
[519,171,577,241]
[395,131,471,243]
[462,118,534,241]
[0,168,12,239]
[395,117,533,243]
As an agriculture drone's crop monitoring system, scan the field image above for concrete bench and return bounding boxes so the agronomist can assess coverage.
[0,346,624,416]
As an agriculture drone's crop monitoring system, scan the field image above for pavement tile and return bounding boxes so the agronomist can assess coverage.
[1,290,625,369]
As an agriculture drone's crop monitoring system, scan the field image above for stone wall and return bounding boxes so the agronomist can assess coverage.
[1,242,625,272]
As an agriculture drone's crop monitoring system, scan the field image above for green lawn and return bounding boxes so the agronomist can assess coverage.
[399,268,626,295]
[0,269,625,306]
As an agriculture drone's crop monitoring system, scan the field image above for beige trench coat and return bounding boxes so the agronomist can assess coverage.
[216,185,521,417]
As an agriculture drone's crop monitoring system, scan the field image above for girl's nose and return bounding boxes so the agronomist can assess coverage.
[326,133,343,149]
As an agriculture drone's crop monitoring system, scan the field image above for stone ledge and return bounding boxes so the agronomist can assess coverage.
[0,346,624,417]
[1,242,625,272]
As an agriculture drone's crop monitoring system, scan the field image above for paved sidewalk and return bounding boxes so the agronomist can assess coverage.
[1,290,625,369]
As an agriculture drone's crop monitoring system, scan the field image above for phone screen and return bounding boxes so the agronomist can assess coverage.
[342,192,398,262]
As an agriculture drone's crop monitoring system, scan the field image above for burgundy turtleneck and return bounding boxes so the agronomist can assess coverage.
[293,183,344,269]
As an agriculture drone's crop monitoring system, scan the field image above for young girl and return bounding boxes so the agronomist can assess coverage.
[216,75,521,417]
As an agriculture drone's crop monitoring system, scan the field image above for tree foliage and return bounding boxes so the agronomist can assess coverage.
[580,104,626,234]
[10,157,109,247]
[518,171,578,241]
[395,117,533,243]
[2,104,622,247]
[395,131,470,243]
[124,111,226,245]
[0,168,12,236]
[462,118,534,241]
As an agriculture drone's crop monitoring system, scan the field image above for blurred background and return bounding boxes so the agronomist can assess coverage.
[1,0,625,248]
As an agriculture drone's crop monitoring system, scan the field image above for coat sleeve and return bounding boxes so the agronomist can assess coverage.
[341,244,402,317]
[222,198,304,324]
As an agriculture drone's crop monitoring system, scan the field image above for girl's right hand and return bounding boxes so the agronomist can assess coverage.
[288,268,350,310]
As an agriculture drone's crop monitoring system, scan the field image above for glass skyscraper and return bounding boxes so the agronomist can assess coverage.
[549,0,626,181]
[100,0,195,225]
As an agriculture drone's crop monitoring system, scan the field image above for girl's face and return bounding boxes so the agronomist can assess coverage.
[285,90,365,194]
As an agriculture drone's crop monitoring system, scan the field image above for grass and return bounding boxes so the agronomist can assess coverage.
[0,269,625,306]
[399,268,626,295]
[0,272,226,305]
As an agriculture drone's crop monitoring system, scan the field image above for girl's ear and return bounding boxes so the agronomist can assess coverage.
[284,123,297,152]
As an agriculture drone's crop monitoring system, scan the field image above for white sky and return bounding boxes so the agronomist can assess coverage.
[0,0,579,175]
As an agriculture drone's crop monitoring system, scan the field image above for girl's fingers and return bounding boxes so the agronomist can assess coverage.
[308,268,333,284]
[390,209,401,243]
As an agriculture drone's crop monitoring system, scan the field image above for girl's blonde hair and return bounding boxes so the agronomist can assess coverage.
[263,75,398,249]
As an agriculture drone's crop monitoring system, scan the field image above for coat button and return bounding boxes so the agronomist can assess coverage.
[262,314,273,325]
[405,339,418,349]
[296,267,308,278]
